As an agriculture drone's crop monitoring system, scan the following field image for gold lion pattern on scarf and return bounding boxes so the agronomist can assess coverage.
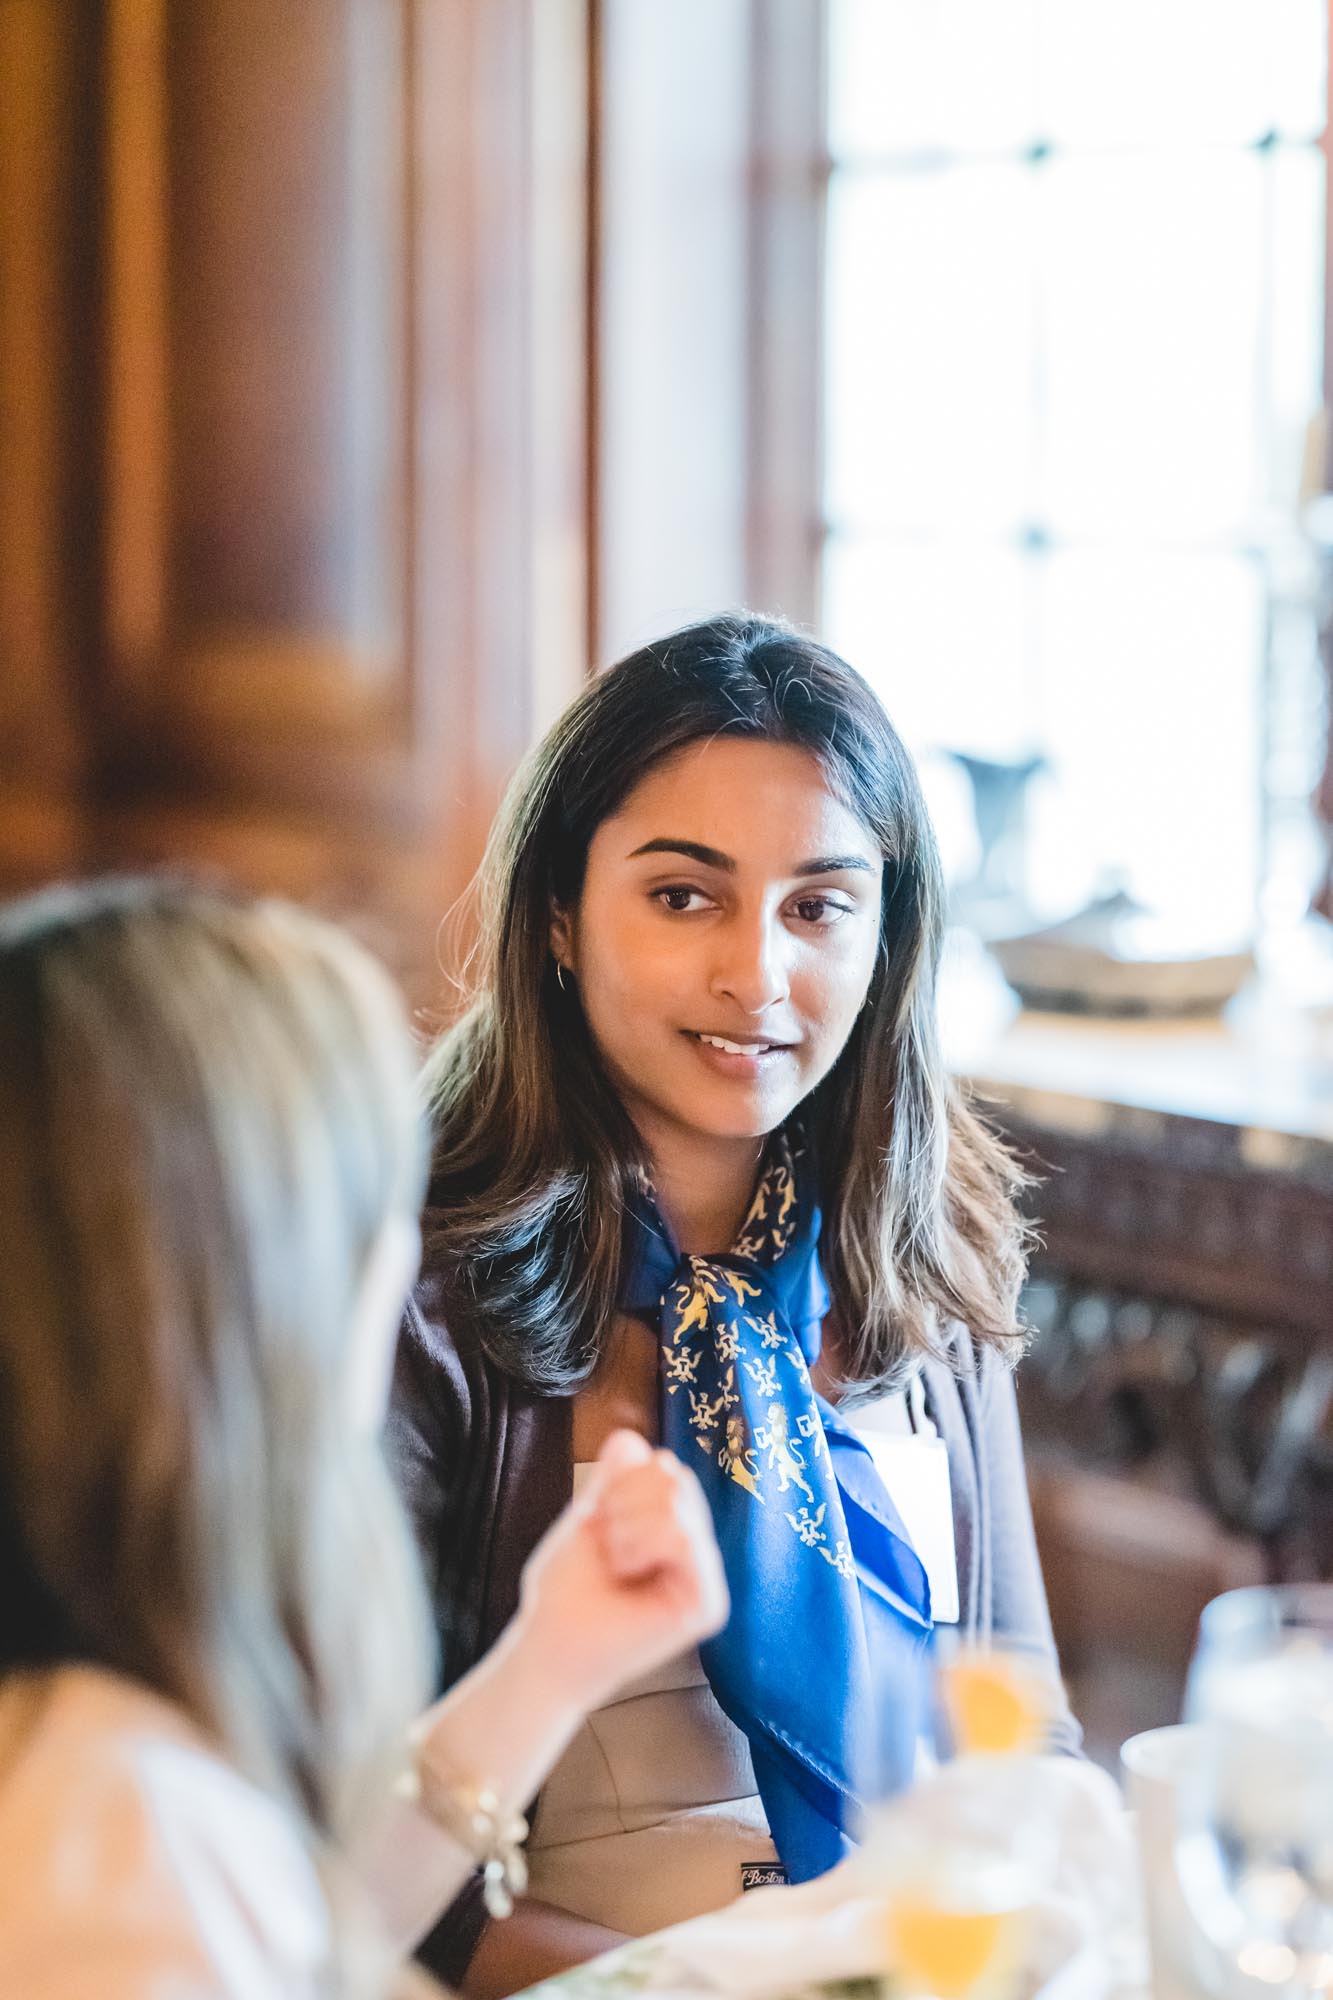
[659,1143,852,1575]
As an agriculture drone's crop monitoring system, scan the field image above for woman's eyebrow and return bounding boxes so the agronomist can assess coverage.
[627,838,875,877]
[628,838,735,871]
[796,854,876,877]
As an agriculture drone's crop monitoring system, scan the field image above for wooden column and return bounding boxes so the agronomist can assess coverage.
[592,0,826,662]
[594,0,754,661]
[746,0,826,630]
[0,1,100,891]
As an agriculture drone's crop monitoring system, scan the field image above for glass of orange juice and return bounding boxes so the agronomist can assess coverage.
[869,1652,1057,2000]
[881,1842,1032,2000]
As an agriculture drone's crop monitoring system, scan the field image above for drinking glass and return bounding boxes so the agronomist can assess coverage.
[1176,1584,1333,1998]
[872,1654,1055,2000]
[877,1766,1040,2000]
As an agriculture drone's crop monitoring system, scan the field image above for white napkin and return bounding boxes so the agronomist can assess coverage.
[525,1757,1149,2000]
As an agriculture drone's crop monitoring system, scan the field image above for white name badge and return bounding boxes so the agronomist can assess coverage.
[849,1418,959,1626]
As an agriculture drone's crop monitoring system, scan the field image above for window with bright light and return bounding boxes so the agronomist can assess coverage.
[821,0,1328,940]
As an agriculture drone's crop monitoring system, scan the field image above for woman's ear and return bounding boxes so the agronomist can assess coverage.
[548,902,574,975]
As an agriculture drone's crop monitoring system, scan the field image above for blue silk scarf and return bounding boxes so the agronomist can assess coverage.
[622,1130,934,1883]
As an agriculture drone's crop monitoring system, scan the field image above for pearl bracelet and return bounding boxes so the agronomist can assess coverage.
[396,1752,530,1919]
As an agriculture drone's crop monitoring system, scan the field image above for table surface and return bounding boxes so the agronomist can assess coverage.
[940,928,1333,1174]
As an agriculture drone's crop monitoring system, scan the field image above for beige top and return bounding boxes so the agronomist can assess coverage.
[528,1388,931,1935]
[525,1462,791,1937]
[0,1666,335,2000]
[524,1632,780,1935]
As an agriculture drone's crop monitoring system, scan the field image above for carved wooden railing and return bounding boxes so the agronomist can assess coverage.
[1001,1104,1333,1584]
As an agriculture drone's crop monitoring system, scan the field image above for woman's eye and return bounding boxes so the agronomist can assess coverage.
[792,895,850,926]
[653,885,710,914]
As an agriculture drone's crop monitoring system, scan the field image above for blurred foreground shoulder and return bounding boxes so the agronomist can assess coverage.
[0,1667,332,2000]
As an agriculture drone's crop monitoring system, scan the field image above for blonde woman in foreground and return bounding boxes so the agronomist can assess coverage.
[0,878,727,1999]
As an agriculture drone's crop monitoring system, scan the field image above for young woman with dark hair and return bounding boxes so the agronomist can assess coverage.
[392,613,1078,1997]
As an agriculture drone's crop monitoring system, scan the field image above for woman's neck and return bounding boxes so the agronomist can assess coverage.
[642,1125,766,1256]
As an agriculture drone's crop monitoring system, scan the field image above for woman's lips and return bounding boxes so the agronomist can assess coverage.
[683,1029,796,1077]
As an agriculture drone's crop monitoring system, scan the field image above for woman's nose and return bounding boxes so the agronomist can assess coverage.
[708,914,790,1016]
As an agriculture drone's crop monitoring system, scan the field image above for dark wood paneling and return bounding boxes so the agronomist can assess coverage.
[0,0,100,891]
[2,0,591,1004]
[102,0,413,803]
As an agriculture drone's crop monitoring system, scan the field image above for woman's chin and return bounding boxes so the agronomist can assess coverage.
[665,1082,800,1146]
[611,1048,810,1150]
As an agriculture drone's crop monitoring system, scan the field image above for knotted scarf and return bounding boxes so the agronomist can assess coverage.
[622,1130,933,1882]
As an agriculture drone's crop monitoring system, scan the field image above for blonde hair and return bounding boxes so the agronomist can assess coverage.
[0,879,433,1979]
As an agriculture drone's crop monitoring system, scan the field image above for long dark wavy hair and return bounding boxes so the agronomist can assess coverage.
[422,613,1031,1395]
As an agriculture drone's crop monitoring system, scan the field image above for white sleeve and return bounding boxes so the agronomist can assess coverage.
[0,1730,336,2000]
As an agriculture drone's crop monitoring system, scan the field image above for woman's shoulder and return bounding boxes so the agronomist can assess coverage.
[0,1665,330,1999]
[400,1226,573,1419]
[394,1257,504,1461]
[0,1658,201,1755]
[912,1321,1028,1494]
[921,1317,1016,1391]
